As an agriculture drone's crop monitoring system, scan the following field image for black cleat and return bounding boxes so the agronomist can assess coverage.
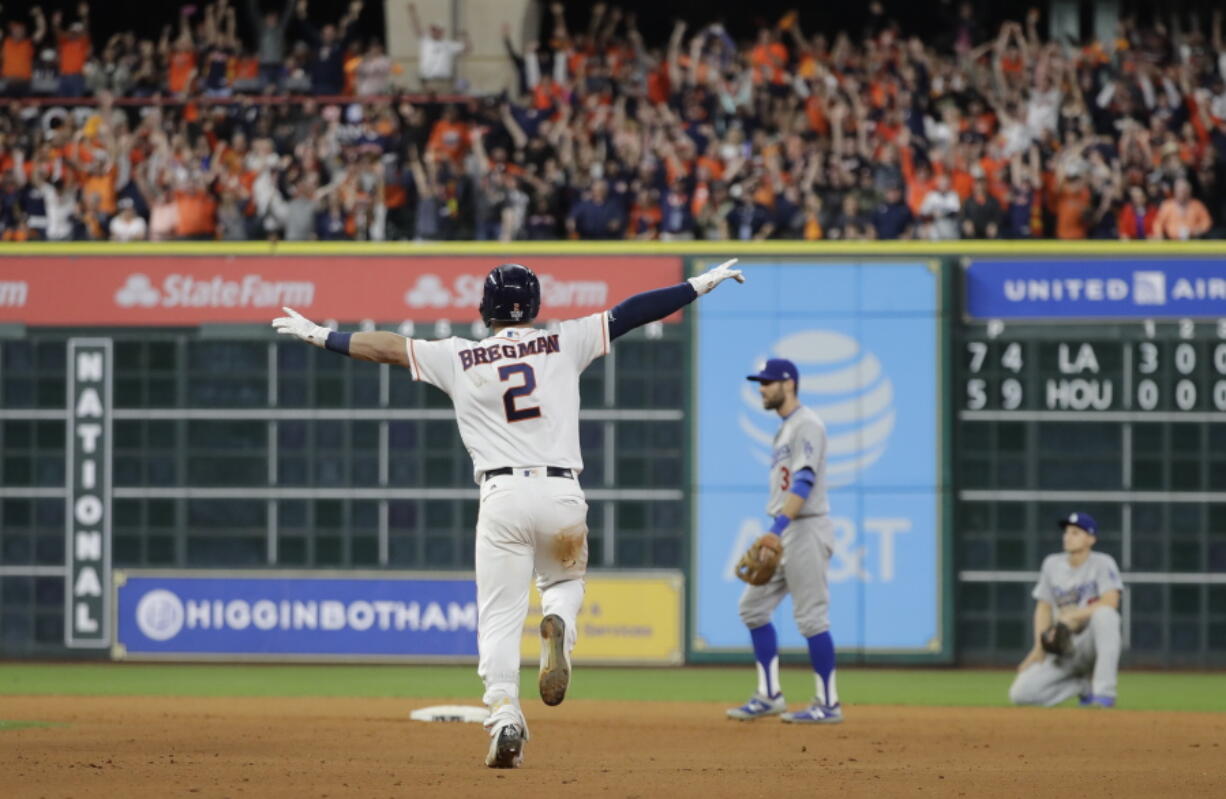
[484,724,524,768]
[538,614,570,707]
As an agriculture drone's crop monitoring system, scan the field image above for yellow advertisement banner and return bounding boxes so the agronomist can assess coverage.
[519,572,684,665]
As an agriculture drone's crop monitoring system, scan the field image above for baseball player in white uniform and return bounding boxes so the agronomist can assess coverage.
[727,358,841,724]
[273,259,744,768]
[1009,512,1123,708]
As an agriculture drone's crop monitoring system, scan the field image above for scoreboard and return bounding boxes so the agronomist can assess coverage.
[961,320,1226,417]
[955,258,1226,666]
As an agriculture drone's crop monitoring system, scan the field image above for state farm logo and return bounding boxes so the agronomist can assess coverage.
[114,273,315,309]
[115,274,160,307]
[0,281,29,307]
[404,273,608,310]
[405,274,451,308]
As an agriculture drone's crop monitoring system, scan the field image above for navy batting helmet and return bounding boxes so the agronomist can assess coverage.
[479,263,540,327]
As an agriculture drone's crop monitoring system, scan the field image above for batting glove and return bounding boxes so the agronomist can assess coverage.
[688,258,745,295]
[271,306,330,348]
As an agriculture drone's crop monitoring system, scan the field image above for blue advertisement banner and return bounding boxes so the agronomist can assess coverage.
[115,572,477,658]
[693,261,942,655]
[966,259,1226,319]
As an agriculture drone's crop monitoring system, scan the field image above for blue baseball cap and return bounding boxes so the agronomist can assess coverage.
[1057,512,1098,536]
[747,358,799,384]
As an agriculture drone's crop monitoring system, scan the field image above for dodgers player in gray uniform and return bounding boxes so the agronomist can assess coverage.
[727,358,841,724]
[1009,512,1123,708]
[274,259,744,768]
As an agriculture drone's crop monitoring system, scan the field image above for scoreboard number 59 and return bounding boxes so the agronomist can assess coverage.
[965,341,1024,411]
[962,319,1226,413]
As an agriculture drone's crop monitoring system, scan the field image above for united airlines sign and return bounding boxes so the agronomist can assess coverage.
[965,259,1226,319]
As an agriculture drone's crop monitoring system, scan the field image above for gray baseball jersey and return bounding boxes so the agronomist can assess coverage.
[1010,551,1125,706]
[1032,552,1124,610]
[739,404,835,642]
[767,406,829,516]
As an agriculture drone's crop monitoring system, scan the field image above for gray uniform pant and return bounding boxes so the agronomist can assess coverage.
[1009,606,1121,705]
[738,515,833,638]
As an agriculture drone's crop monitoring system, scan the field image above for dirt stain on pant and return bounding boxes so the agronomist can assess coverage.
[551,524,588,570]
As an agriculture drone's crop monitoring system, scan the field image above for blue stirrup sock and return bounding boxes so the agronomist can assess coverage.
[806,631,838,706]
[749,623,781,698]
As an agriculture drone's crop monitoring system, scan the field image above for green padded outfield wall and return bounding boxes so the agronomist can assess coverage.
[2,242,1224,666]
[0,248,689,657]
[954,251,1226,668]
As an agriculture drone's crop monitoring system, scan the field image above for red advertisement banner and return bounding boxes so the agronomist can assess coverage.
[0,255,684,326]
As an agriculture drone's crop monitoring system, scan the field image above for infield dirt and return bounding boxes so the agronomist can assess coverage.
[4,696,1223,798]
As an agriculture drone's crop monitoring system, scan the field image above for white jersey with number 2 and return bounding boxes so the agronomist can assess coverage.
[405,312,609,483]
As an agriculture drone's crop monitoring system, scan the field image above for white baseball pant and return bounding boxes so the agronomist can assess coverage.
[475,470,589,735]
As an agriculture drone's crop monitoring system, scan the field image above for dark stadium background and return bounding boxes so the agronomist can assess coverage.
[49,0,1226,58]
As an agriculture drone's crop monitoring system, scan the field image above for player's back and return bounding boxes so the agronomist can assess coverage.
[406,313,609,483]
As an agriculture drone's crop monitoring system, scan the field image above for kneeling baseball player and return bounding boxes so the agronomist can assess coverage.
[1009,512,1123,708]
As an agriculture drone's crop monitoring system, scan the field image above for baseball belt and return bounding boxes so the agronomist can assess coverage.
[483,466,574,481]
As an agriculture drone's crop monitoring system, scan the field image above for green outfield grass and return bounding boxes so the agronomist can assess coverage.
[2,664,1224,713]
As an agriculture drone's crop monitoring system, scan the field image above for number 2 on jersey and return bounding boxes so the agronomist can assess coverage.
[498,363,541,422]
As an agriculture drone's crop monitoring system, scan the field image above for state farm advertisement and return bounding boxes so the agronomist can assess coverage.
[0,255,683,326]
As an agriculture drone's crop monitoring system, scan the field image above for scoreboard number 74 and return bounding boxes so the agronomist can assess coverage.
[962,320,1226,414]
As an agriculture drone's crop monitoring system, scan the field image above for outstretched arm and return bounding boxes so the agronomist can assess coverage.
[272,307,409,366]
[279,0,295,31]
[607,258,743,340]
[549,1,569,46]
[295,0,321,44]
[177,5,195,48]
[31,8,48,42]
[500,102,528,149]
[277,261,746,355]
[406,1,422,38]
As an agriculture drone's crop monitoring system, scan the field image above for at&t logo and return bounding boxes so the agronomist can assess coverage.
[404,274,452,308]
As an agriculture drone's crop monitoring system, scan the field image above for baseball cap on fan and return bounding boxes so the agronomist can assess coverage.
[1057,511,1098,536]
[747,358,799,384]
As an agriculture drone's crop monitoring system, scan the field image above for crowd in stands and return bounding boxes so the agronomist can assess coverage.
[1,1,1225,242]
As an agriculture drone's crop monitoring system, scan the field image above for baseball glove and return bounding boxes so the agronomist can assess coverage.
[1040,621,1072,656]
[735,534,782,586]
